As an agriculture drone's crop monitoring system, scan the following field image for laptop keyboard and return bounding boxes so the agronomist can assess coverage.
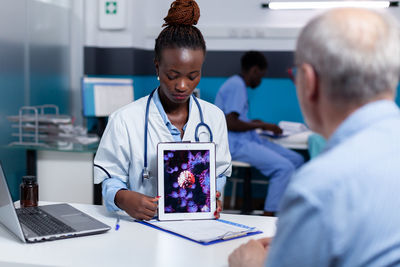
[16,207,75,236]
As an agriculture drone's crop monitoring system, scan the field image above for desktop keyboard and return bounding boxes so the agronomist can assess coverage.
[16,207,75,236]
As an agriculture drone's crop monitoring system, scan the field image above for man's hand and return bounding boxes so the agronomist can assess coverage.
[228,238,272,267]
[214,191,222,219]
[263,123,283,135]
[115,190,158,221]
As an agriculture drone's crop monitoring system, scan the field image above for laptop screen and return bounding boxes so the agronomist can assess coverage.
[0,164,26,242]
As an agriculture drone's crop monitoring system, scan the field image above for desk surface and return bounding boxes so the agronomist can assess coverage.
[0,203,276,267]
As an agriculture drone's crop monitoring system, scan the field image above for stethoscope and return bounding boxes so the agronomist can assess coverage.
[142,88,213,181]
[94,88,213,181]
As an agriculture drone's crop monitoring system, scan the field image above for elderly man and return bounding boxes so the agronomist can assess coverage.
[229,8,400,267]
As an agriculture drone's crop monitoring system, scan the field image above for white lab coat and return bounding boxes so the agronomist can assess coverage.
[94,92,232,206]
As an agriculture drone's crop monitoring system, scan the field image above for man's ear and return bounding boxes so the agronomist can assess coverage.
[300,63,319,103]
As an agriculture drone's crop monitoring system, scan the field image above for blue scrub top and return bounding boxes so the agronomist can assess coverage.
[214,75,260,152]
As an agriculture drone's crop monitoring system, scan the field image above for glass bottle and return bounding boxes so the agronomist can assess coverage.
[20,176,38,208]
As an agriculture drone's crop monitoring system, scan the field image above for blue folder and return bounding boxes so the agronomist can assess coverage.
[137,219,263,246]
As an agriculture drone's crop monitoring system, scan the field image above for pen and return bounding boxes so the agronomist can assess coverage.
[222,232,248,240]
[115,214,120,231]
[221,227,257,240]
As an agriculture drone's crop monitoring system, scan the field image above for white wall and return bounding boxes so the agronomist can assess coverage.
[85,0,400,51]
[144,0,314,51]
[85,0,148,48]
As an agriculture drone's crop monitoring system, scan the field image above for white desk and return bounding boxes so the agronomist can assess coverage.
[37,150,94,204]
[8,145,97,204]
[0,203,277,267]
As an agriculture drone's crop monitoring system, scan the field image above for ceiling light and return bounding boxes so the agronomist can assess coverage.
[264,1,395,10]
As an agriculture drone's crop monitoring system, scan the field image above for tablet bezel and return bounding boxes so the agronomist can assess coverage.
[157,142,216,221]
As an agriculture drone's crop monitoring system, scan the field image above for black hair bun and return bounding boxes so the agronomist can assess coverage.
[163,0,200,27]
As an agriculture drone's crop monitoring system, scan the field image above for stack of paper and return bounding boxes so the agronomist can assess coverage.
[278,121,309,136]
[258,121,309,138]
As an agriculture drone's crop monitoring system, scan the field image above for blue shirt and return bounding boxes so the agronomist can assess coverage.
[153,89,192,142]
[214,75,261,153]
[266,100,400,267]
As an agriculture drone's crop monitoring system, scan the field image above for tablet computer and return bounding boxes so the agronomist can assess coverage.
[157,142,216,221]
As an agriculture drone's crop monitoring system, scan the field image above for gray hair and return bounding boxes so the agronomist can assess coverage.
[296,8,400,105]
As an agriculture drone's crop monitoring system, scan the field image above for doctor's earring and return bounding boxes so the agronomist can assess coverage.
[157,76,160,81]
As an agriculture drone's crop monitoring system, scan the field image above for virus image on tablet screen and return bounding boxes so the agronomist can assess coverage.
[163,149,210,213]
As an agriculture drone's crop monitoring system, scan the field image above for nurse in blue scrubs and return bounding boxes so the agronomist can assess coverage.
[215,51,304,216]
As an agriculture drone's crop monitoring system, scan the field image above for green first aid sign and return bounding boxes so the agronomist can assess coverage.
[105,1,117,14]
[99,0,125,30]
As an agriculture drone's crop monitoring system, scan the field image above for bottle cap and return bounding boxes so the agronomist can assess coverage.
[22,175,37,184]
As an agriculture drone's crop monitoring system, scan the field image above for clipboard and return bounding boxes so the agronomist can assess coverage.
[137,219,263,246]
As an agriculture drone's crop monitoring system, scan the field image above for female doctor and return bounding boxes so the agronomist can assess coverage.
[94,0,231,221]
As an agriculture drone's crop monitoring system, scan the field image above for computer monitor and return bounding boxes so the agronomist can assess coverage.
[82,76,134,117]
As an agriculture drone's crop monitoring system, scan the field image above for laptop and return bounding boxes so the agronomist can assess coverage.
[0,164,111,243]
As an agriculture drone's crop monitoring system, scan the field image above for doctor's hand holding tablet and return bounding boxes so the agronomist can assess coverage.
[114,191,160,221]
[94,0,231,221]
